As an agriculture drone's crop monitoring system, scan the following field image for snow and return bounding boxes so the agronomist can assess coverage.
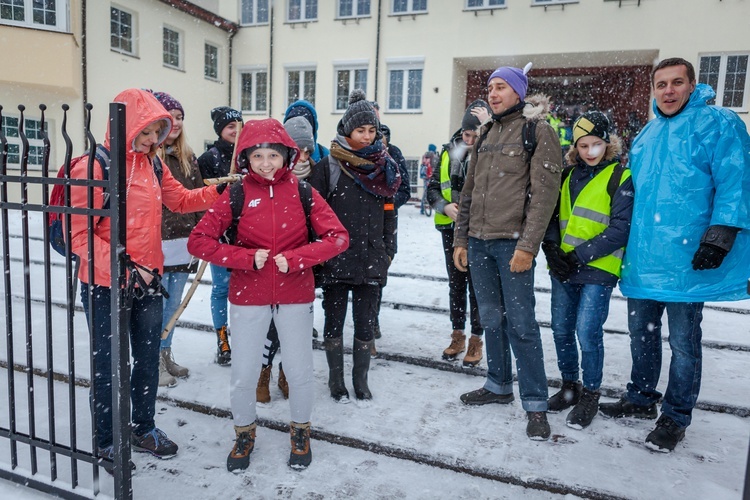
[1,206,749,499]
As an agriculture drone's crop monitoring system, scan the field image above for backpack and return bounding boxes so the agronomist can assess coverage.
[48,145,163,256]
[223,179,315,246]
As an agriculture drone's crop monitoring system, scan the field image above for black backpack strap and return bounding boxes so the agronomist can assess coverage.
[223,181,245,245]
[152,155,164,185]
[522,120,538,164]
[298,179,316,242]
[606,162,627,201]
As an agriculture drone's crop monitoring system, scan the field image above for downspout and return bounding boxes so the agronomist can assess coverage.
[374,0,382,103]
[81,0,88,132]
[269,2,274,117]
[228,29,236,105]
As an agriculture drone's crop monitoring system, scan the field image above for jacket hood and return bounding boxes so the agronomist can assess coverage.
[652,82,715,117]
[283,100,320,140]
[105,88,172,154]
[235,118,300,183]
[522,93,552,122]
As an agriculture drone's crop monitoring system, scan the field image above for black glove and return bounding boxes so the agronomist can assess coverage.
[562,250,582,270]
[691,243,729,270]
[216,182,228,194]
[541,241,571,282]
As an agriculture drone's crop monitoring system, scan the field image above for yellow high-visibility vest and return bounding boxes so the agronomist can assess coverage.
[434,150,453,225]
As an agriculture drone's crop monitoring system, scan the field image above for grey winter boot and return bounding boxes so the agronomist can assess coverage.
[161,347,189,378]
[352,338,373,400]
[158,354,177,388]
[324,337,349,403]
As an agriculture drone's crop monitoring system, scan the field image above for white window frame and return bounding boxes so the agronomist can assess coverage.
[240,0,269,26]
[530,0,579,6]
[0,0,68,32]
[465,0,506,10]
[392,0,427,15]
[386,57,424,113]
[333,60,369,113]
[162,25,182,70]
[204,42,220,81]
[336,0,371,19]
[1,115,48,170]
[285,64,317,107]
[287,0,317,23]
[698,53,750,112]
[110,5,137,56]
[238,66,269,114]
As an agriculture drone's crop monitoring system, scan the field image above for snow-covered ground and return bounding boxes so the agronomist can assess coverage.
[1,206,749,499]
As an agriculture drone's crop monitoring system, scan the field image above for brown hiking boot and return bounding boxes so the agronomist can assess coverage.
[278,366,289,399]
[216,326,231,366]
[227,423,256,472]
[463,335,483,367]
[288,421,312,469]
[256,365,272,403]
[442,330,466,361]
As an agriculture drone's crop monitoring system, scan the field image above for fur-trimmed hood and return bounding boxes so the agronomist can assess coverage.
[565,135,623,166]
[522,93,552,122]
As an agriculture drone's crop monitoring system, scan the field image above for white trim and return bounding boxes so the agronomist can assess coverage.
[162,24,183,71]
[332,65,370,113]
[465,0,507,10]
[238,66,269,114]
[391,0,428,15]
[110,4,138,57]
[332,59,370,68]
[0,0,69,32]
[239,0,270,26]
[385,56,425,65]
[204,41,221,81]
[335,0,372,19]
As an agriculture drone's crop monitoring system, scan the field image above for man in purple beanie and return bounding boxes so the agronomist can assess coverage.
[453,64,562,440]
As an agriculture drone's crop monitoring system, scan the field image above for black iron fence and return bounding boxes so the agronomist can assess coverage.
[0,103,132,499]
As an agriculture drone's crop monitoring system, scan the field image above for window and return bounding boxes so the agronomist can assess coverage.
[405,158,419,194]
[287,68,316,106]
[699,54,749,110]
[335,67,368,111]
[239,68,268,113]
[338,0,370,18]
[466,0,505,9]
[392,0,426,14]
[0,0,68,31]
[387,59,423,112]
[1,115,47,168]
[163,27,181,69]
[111,6,135,55]
[241,0,269,25]
[288,0,317,22]
[204,43,219,80]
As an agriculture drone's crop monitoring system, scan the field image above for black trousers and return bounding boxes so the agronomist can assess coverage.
[441,228,482,336]
[322,283,380,342]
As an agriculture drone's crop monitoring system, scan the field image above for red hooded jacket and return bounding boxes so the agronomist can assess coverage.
[69,89,221,286]
[188,118,349,305]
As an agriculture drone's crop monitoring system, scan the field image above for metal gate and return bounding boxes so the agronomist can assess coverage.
[0,103,132,499]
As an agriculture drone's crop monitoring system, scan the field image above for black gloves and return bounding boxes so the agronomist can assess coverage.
[542,241,572,282]
[216,182,228,194]
[691,243,728,270]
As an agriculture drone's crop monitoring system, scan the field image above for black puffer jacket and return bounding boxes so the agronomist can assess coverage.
[309,157,396,286]
[197,139,234,179]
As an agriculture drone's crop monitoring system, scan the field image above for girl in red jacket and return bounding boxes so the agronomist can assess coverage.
[69,89,222,465]
[188,118,349,472]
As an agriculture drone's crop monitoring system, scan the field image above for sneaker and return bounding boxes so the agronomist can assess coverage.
[526,412,551,441]
[278,366,289,399]
[131,428,178,459]
[463,335,483,367]
[548,380,582,413]
[216,326,231,366]
[460,388,514,406]
[256,365,272,404]
[227,424,256,472]
[599,397,657,420]
[442,330,466,361]
[566,388,600,430]
[158,355,177,388]
[97,445,136,474]
[161,347,189,378]
[288,422,312,470]
[645,415,685,453]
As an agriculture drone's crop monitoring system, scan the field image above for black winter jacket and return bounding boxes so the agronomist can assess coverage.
[309,156,396,286]
[197,139,235,180]
[426,131,469,230]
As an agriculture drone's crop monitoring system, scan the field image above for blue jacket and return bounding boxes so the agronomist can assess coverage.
[283,100,330,162]
[620,84,750,302]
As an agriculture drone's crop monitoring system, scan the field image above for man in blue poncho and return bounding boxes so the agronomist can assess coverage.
[600,58,750,452]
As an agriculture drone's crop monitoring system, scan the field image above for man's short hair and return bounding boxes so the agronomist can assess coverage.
[651,58,696,86]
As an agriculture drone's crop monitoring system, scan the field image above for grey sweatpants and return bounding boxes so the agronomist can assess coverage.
[229,303,314,426]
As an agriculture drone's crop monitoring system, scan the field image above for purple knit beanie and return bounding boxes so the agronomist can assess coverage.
[152,91,185,117]
[487,66,528,102]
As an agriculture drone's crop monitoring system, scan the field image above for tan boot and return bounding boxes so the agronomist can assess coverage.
[227,423,256,472]
[288,421,312,469]
[256,365,272,403]
[278,366,289,399]
[158,355,177,388]
[161,347,189,378]
[442,330,466,361]
[463,335,484,367]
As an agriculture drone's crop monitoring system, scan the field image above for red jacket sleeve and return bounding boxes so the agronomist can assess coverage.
[161,165,220,214]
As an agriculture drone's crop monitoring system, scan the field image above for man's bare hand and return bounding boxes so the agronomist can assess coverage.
[509,249,533,273]
[453,247,468,272]
[444,203,459,221]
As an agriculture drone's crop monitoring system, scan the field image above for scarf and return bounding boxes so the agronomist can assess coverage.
[329,135,401,197]
[293,159,312,180]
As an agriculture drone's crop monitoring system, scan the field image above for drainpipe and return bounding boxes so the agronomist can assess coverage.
[81,0,88,135]
[228,29,236,105]
[374,0,382,103]
[269,2,274,117]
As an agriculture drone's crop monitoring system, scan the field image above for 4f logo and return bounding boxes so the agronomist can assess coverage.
[247,198,261,208]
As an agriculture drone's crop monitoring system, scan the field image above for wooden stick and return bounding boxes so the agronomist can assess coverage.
[161,260,209,339]
[229,121,243,175]
[203,174,244,186]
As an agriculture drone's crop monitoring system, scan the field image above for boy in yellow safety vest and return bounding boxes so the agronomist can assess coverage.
[541,111,634,430]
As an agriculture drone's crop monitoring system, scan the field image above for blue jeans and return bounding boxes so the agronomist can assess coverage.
[468,238,548,412]
[625,299,704,428]
[161,271,190,349]
[210,263,231,330]
[550,279,612,391]
[81,283,162,449]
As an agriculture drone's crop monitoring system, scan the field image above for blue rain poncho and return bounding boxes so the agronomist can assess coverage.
[620,84,750,302]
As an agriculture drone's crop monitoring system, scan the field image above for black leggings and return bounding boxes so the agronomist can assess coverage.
[441,228,482,336]
[322,283,380,342]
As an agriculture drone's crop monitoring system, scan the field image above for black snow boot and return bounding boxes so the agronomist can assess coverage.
[324,337,349,403]
[645,415,685,453]
[352,338,373,400]
[548,380,583,413]
[566,388,600,430]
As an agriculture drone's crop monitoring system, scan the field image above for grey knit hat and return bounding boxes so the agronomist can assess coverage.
[461,99,491,131]
[340,89,379,137]
[283,116,315,152]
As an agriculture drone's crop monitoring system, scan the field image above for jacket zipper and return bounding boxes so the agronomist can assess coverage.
[269,184,276,305]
